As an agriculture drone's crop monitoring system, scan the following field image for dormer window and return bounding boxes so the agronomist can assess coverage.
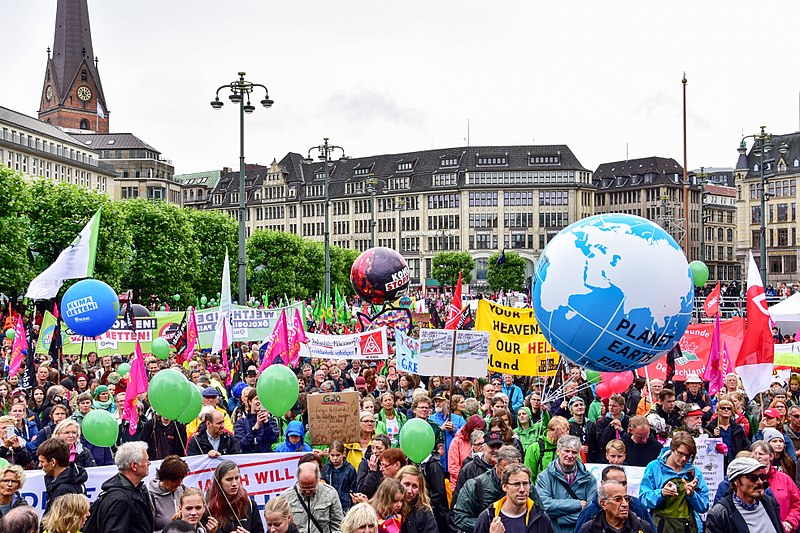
[529,155,560,165]
[477,156,507,166]
[794,159,799,168]
[440,157,458,167]
[397,162,413,171]
[353,168,370,176]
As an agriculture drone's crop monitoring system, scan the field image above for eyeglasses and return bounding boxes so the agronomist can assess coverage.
[791,414,800,419]
[743,472,768,483]
[673,449,692,459]
[0,479,19,485]
[506,481,531,490]
[718,406,732,411]
[604,495,631,504]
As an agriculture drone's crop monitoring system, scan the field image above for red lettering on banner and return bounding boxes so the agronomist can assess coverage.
[240,473,250,486]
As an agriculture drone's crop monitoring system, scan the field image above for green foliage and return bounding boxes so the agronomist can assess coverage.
[487,251,526,292]
[331,246,360,296]
[431,251,474,286]
[186,209,237,298]
[0,166,32,293]
[122,199,200,305]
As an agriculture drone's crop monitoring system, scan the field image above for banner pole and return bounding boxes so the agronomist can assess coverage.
[448,330,456,400]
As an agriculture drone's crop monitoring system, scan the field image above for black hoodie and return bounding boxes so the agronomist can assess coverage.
[84,473,154,533]
[44,463,88,512]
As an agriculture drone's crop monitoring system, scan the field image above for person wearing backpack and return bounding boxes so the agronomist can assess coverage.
[523,416,568,479]
[83,441,154,533]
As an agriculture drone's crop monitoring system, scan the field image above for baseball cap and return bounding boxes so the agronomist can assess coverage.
[763,408,782,419]
[727,457,766,481]
[286,426,303,437]
[685,374,702,384]
[762,428,783,443]
[202,387,220,398]
[245,366,257,376]
[356,377,367,389]
[485,431,504,447]
[433,392,449,401]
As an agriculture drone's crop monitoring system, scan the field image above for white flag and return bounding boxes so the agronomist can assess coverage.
[211,249,233,354]
[26,209,101,300]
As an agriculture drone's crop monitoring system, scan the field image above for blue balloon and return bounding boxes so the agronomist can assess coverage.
[532,214,693,372]
[61,279,120,337]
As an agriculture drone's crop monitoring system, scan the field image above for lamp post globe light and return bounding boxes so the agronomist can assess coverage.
[739,126,789,288]
[305,138,347,301]
[210,72,273,304]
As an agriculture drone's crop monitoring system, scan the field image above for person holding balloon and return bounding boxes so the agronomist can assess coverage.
[233,388,279,454]
[595,394,629,455]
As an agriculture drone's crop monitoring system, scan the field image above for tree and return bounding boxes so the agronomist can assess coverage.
[0,166,32,294]
[186,209,237,300]
[27,179,132,292]
[247,230,310,300]
[330,245,360,296]
[487,251,526,292]
[122,199,200,305]
[431,251,474,287]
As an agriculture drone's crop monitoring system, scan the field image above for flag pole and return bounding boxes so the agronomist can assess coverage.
[448,329,457,401]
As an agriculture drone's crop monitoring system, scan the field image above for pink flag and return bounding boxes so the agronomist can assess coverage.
[259,310,289,371]
[287,309,309,367]
[703,314,724,396]
[721,341,734,377]
[8,319,28,377]
[123,341,149,434]
[184,307,199,359]
[52,302,59,319]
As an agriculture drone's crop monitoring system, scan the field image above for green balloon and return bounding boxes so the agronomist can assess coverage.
[217,292,221,298]
[689,260,709,288]
[82,410,118,447]
[0,458,8,469]
[177,384,203,423]
[117,362,131,378]
[257,365,298,417]
[201,296,208,305]
[5,329,14,340]
[149,369,190,420]
[399,418,435,463]
[173,294,181,302]
[151,337,171,360]
[585,370,601,384]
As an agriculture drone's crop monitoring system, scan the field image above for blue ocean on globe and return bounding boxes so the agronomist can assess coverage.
[532,213,694,372]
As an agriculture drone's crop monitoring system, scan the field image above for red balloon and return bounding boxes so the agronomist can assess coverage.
[596,381,612,398]
[609,374,630,394]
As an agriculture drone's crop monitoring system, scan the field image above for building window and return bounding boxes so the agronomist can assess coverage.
[353,167,371,176]
[477,156,507,166]
[397,162,414,171]
[529,155,560,165]
[432,173,457,187]
[79,119,90,130]
[440,157,458,167]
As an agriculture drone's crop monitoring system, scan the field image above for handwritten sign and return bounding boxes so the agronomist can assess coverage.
[418,329,489,378]
[307,391,361,445]
[396,330,420,374]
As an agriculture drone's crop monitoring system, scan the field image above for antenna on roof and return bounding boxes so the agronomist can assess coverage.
[626,142,629,161]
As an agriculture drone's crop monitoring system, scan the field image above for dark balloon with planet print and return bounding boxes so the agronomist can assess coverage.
[350,247,411,304]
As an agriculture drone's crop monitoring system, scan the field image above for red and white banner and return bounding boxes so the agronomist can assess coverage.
[305,326,389,360]
[638,318,745,381]
[20,453,303,524]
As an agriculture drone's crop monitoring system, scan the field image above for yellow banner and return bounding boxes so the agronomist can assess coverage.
[474,300,560,377]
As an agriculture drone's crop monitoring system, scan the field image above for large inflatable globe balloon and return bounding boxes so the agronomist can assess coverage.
[532,214,693,372]
[62,279,120,337]
[350,247,410,305]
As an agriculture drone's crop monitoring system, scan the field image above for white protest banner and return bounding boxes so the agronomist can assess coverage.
[418,329,489,377]
[396,330,421,374]
[585,464,644,496]
[19,452,302,527]
[305,327,389,360]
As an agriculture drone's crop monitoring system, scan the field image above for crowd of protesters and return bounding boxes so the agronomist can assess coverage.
[0,297,796,533]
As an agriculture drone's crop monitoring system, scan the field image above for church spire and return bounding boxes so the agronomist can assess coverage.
[39,0,109,132]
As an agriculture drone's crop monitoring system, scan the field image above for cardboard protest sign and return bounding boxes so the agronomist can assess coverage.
[307,391,361,445]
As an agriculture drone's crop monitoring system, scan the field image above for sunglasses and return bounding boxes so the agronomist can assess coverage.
[744,472,768,483]
[718,406,732,411]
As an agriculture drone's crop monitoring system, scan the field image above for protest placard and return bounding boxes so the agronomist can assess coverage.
[307,391,361,445]
[418,329,489,378]
[396,330,420,374]
[305,327,389,360]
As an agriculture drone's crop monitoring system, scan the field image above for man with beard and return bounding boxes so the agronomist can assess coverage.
[451,430,500,505]
[706,457,783,532]
[669,404,711,438]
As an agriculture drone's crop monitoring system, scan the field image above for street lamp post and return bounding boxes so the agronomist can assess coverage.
[739,127,789,287]
[210,72,273,304]
[306,139,346,301]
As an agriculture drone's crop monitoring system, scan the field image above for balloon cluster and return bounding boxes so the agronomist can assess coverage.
[595,372,634,399]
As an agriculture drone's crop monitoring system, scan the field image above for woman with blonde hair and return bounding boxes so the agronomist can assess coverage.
[394,465,435,533]
[42,493,90,533]
[369,478,404,533]
[263,496,298,533]
[342,503,379,533]
[53,419,96,468]
[174,487,218,533]
[0,464,28,519]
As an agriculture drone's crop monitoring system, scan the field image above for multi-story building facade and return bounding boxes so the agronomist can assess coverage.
[593,156,703,261]
[175,169,221,208]
[70,132,180,203]
[0,105,116,194]
[700,183,739,282]
[734,132,800,287]
[203,145,594,287]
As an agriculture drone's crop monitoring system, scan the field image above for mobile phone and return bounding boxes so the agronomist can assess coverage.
[5,427,14,439]
[686,470,695,482]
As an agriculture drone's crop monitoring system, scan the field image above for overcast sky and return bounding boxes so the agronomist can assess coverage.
[4,1,800,175]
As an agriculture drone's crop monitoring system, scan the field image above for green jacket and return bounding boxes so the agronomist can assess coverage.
[453,468,503,533]
[514,407,537,450]
[587,399,603,422]
[523,434,558,480]
[374,408,407,446]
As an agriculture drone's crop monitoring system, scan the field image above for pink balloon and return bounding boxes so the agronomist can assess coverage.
[596,381,612,398]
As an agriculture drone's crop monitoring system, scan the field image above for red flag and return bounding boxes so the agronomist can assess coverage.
[259,309,289,371]
[445,272,463,330]
[704,281,721,318]
[702,314,724,396]
[178,307,199,365]
[736,251,774,398]
[123,341,149,434]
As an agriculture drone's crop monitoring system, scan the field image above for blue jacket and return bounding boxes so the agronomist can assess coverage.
[321,460,358,512]
[639,448,710,533]
[501,383,524,413]
[273,420,312,453]
[234,413,279,453]
[429,412,465,469]
[574,494,655,532]
[81,436,114,466]
[534,460,597,533]
[19,419,39,454]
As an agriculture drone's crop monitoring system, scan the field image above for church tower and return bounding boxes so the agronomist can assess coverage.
[38,0,109,133]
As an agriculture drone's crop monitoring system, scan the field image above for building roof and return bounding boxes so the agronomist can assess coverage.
[737,132,800,179]
[51,0,106,105]
[0,105,92,147]
[703,183,735,197]
[69,132,161,153]
[593,156,690,190]
[174,169,222,189]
